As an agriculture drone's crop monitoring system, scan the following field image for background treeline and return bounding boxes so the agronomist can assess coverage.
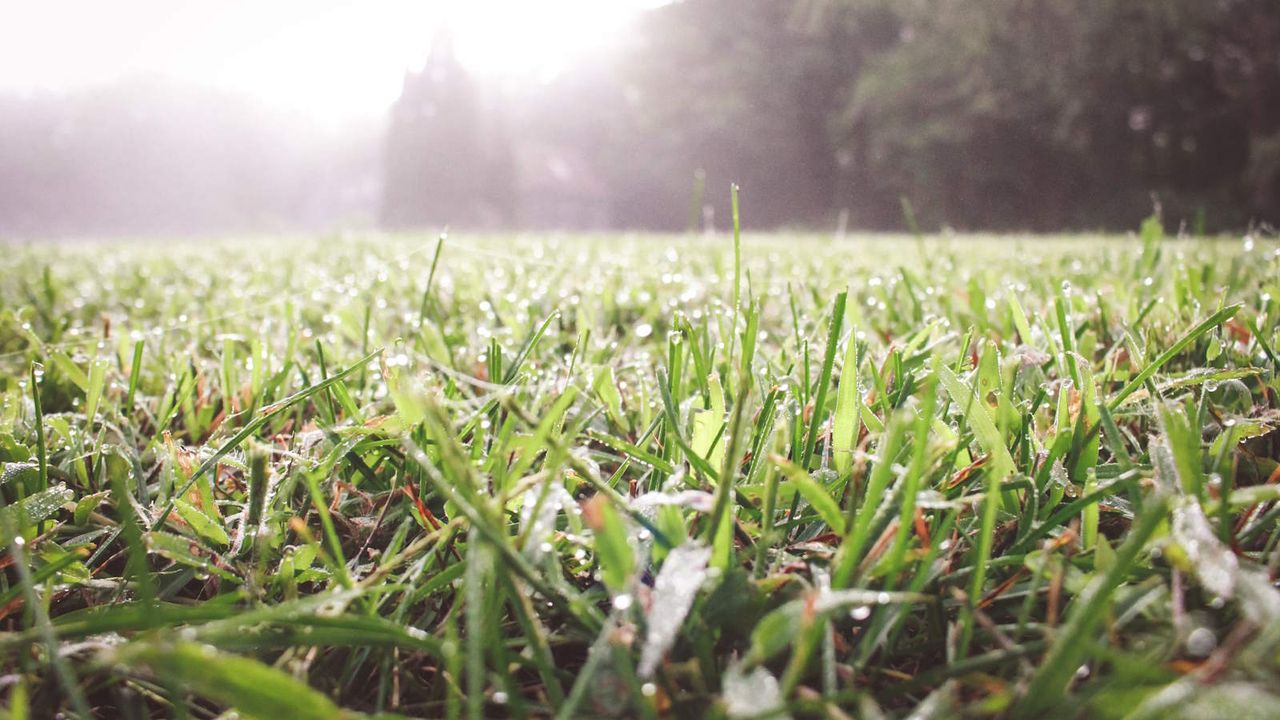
[498,0,1280,232]
[2,0,1278,237]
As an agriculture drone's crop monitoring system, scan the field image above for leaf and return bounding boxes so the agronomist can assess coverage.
[832,413,907,588]
[1110,304,1241,409]
[48,350,88,391]
[1158,400,1205,497]
[706,373,726,469]
[1008,293,1036,348]
[46,602,243,641]
[40,590,362,645]
[385,364,426,427]
[1071,355,1101,483]
[174,498,231,547]
[802,290,847,468]
[84,356,108,420]
[72,491,109,526]
[1,462,38,489]
[832,334,861,477]
[592,365,628,431]
[198,614,443,657]
[37,545,90,584]
[144,531,237,581]
[656,367,721,481]
[691,407,724,472]
[0,434,33,463]
[1223,484,1280,508]
[773,456,845,534]
[582,494,634,594]
[747,600,804,665]
[0,484,73,546]
[815,588,929,613]
[584,430,675,475]
[110,641,348,720]
[936,360,1015,482]
[748,589,927,664]
[1094,534,1115,573]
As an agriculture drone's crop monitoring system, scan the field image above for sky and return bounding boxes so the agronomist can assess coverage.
[0,0,663,121]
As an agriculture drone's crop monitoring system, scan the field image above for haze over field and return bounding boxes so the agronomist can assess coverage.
[0,0,1277,236]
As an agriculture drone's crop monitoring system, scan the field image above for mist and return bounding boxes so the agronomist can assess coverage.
[1,0,1277,238]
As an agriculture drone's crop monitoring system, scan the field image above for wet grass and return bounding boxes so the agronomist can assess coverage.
[1,220,1279,718]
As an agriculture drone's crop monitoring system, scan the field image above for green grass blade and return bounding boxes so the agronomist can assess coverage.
[1109,304,1241,409]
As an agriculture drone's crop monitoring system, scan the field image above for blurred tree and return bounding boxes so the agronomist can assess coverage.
[837,0,1280,231]
[382,26,514,229]
[606,0,857,229]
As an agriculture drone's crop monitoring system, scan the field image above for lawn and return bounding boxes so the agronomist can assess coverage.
[1,222,1279,719]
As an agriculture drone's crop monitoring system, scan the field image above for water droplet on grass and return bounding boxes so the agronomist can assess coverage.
[1186,627,1217,657]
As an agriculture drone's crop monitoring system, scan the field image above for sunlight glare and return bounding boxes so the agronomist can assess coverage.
[0,0,659,121]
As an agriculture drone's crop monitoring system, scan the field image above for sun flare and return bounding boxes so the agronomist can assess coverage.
[0,0,656,121]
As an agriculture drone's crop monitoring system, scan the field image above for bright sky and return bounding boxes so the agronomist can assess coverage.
[0,0,661,121]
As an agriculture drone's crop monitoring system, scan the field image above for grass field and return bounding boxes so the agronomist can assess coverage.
[2,220,1279,718]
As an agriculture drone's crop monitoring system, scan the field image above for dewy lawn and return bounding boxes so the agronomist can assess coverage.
[1,224,1279,719]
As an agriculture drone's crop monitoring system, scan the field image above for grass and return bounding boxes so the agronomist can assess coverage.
[0,221,1278,719]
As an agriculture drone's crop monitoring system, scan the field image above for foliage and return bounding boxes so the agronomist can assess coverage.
[839,0,1280,231]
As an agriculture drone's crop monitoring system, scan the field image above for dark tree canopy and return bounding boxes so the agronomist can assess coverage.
[379,0,1279,233]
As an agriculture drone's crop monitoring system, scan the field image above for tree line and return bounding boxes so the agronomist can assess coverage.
[387,0,1280,233]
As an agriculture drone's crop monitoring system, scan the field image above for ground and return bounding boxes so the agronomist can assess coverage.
[1,228,1279,719]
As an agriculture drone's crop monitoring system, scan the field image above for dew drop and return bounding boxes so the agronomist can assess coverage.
[1186,627,1217,658]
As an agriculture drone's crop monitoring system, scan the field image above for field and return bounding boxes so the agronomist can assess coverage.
[1,222,1279,719]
